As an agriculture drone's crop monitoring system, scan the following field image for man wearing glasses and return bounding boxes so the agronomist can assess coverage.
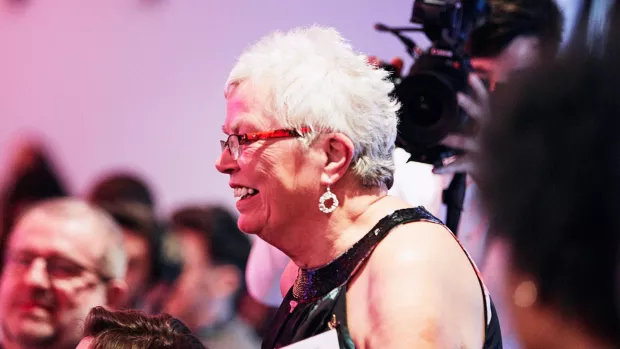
[0,198,127,349]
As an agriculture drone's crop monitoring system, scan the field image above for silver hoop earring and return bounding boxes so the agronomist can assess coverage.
[318,186,339,214]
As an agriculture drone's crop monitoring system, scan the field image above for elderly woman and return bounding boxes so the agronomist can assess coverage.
[215,26,502,349]
[475,21,620,349]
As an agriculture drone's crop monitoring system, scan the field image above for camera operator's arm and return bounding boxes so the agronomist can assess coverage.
[432,73,490,179]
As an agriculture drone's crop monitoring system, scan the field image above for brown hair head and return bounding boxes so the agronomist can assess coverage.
[83,306,206,349]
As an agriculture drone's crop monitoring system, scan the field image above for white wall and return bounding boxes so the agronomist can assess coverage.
[0,0,578,215]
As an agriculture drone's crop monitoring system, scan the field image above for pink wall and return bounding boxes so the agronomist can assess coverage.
[0,0,578,215]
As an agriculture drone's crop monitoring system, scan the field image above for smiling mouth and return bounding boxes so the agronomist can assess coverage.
[234,187,259,201]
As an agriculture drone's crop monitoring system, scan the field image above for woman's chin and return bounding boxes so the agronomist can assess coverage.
[237,214,262,235]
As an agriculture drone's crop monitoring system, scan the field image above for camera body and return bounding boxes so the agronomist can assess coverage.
[394,47,473,165]
[391,0,489,166]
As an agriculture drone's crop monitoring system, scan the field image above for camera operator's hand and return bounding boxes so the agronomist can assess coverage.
[432,73,490,180]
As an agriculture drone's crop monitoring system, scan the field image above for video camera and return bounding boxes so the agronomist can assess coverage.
[376,0,490,167]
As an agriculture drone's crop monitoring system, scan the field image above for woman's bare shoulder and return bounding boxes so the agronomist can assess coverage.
[355,220,484,348]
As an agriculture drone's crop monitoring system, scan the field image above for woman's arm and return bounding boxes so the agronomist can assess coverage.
[363,222,485,349]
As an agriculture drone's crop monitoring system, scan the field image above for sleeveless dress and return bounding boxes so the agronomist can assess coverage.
[261,207,503,349]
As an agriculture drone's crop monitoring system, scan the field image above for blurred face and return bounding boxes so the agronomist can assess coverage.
[122,230,151,307]
[0,213,112,349]
[470,36,541,90]
[215,83,322,240]
[162,230,211,323]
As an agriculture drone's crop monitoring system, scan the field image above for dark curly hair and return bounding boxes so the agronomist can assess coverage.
[83,306,206,349]
[477,25,620,345]
[467,0,564,59]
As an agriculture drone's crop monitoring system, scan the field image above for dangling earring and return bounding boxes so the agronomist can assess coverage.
[513,280,538,308]
[318,185,339,214]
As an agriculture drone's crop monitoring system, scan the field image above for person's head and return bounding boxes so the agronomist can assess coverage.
[215,26,400,243]
[87,172,160,309]
[466,0,564,89]
[97,201,157,309]
[76,306,205,349]
[477,37,620,348]
[1,140,68,237]
[87,172,155,209]
[162,205,251,328]
[0,198,127,349]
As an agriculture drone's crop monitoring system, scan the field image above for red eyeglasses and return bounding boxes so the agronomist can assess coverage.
[220,127,311,160]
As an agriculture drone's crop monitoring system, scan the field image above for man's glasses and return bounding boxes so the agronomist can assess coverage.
[220,127,311,160]
[5,251,113,283]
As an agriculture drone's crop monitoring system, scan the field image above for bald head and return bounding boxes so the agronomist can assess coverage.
[13,198,127,280]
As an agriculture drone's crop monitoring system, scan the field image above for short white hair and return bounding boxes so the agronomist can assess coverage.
[18,198,127,279]
[226,25,400,188]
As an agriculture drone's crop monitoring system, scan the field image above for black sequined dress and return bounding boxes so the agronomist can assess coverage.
[261,207,503,349]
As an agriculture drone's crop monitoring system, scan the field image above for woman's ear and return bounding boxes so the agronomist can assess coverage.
[320,133,355,186]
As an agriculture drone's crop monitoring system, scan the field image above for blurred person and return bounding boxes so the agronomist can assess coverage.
[476,40,620,349]
[398,0,565,261]
[76,306,206,349]
[93,201,157,310]
[86,172,175,311]
[474,4,620,349]
[161,205,259,349]
[0,198,127,349]
[216,25,502,348]
[2,137,65,183]
[0,139,69,262]
[432,0,564,176]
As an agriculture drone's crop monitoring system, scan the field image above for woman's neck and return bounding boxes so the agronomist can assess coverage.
[284,187,392,269]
